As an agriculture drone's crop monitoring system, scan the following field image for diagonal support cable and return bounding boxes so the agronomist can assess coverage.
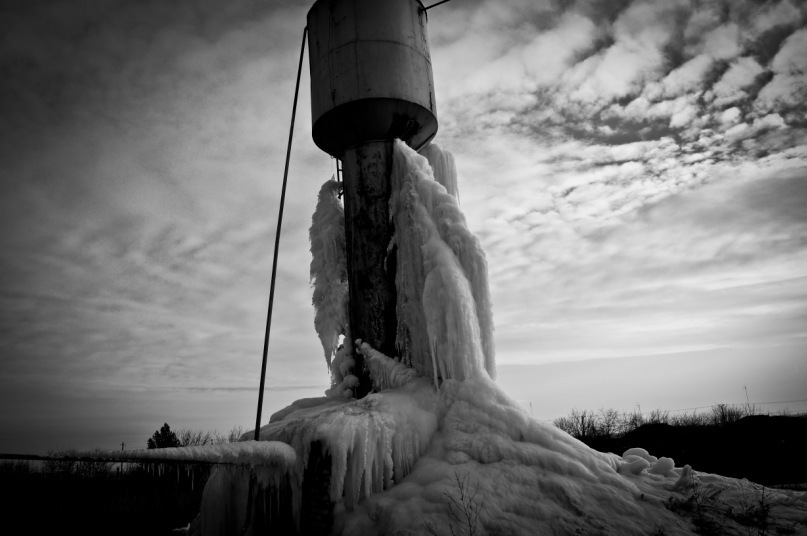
[254,25,308,441]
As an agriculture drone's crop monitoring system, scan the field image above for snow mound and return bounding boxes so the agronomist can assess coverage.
[650,457,676,477]
[621,447,677,477]
[335,376,700,535]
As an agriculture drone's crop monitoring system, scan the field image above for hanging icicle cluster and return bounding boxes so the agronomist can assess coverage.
[391,140,496,382]
[309,177,356,396]
[257,375,439,512]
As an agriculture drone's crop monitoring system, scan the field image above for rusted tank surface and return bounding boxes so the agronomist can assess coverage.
[307,0,438,158]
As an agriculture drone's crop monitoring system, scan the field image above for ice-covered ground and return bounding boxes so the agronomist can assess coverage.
[257,346,807,535]
[141,140,807,535]
[262,140,807,535]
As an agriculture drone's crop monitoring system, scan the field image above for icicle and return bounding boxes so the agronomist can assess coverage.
[145,442,302,533]
[420,141,459,202]
[257,377,439,513]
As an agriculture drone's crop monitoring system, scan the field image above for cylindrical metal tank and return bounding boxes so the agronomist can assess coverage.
[307,0,438,157]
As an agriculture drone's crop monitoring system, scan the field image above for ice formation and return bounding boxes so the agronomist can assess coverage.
[330,375,807,535]
[309,177,359,398]
[111,440,296,467]
[196,464,298,536]
[309,177,350,371]
[310,140,495,390]
[183,140,806,535]
[357,339,420,391]
[256,370,439,511]
[620,447,677,477]
[112,441,301,534]
[325,342,359,399]
[419,141,459,202]
[392,139,495,381]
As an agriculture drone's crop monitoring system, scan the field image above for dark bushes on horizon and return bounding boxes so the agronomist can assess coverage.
[552,403,807,488]
[552,402,785,441]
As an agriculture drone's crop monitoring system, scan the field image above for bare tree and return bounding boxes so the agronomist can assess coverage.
[445,472,484,536]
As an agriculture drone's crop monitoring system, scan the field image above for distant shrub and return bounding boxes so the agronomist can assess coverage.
[0,460,35,476]
[176,425,245,446]
[76,448,114,477]
[44,448,78,474]
[709,403,757,426]
[670,411,706,427]
[647,409,670,425]
[553,409,598,439]
[553,403,770,440]
[597,408,621,438]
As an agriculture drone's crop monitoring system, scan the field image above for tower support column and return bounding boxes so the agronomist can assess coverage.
[341,140,398,397]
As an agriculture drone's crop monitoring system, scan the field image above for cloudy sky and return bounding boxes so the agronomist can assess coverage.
[1,0,806,454]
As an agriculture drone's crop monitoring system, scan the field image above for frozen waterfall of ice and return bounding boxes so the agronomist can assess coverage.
[309,177,358,397]
[392,139,495,381]
[310,142,495,389]
[309,177,351,371]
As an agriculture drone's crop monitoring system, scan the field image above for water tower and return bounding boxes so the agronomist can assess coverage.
[307,0,438,395]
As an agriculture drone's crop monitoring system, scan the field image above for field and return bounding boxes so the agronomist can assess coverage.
[0,457,209,535]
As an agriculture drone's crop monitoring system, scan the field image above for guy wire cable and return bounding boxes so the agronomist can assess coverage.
[254,25,308,442]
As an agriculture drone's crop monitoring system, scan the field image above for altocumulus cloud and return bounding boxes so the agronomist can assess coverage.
[424,0,807,365]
